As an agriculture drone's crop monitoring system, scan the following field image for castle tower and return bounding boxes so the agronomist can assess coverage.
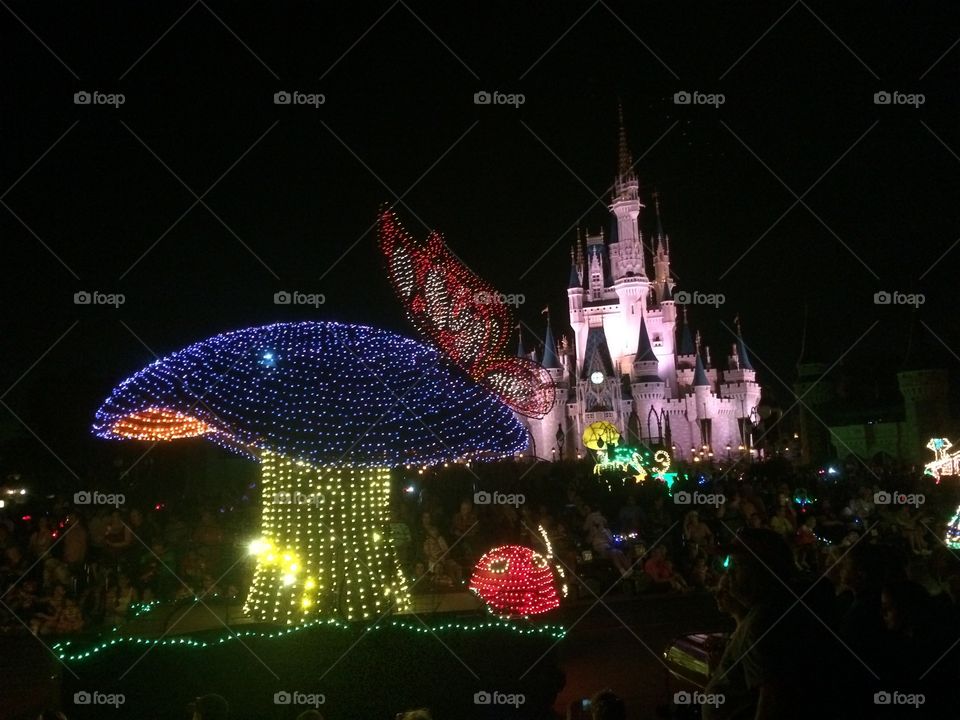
[794,361,836,463]
[898,369,949,462]
[721,319,762,451]
[527,314,573,460]
[651,192,674,302]
[608,106,646,281]
[585,230,607,300]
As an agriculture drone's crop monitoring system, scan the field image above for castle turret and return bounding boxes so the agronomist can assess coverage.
[608,106,646,281]
[586,230,607,300]
[651,192,674,302]
[898,369,950,461]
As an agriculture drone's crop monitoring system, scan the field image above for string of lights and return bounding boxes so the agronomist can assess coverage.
[51,618,568,663]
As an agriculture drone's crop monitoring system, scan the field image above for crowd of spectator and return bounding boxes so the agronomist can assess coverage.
[4,457,960,718]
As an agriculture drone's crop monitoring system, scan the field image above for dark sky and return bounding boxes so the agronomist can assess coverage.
[2,1,959,476]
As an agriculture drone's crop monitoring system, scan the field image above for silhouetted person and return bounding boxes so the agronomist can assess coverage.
[589,689,625,720]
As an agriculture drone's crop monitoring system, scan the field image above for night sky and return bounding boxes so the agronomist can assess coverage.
[2,1,959,477]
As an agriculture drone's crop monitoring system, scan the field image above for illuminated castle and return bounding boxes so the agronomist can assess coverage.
[519,113,762,461]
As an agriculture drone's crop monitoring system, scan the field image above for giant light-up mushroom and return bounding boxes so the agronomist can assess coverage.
[93,321,527,622]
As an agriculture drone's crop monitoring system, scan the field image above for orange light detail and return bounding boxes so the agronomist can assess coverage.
[111,407,215,441]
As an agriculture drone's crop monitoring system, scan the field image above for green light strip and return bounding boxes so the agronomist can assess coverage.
[52,618,567,663]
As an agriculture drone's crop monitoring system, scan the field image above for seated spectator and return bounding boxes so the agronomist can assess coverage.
[102,510,134,567]
[768,504,793,538]
[688,556,717,591]
[643,545,687,592]
[450,499,479,560]
[28,517,56,561]
[61,513,89,585]
[423,525,461,586]
[892,505,930,555]
[794,516,817,570]
[54,598,85,634]
[583,506,632,578]
[105,573,138,626]
[683,510,714,557]
[844,486,875,525]
[32,583,68,635]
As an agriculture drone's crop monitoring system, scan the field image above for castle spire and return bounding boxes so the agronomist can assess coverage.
[617,102,633,180]
[542,314,561,369]
[735,315,754,371]
[568,246,582,289]
[653,191,668,252]
[516,325,526,358]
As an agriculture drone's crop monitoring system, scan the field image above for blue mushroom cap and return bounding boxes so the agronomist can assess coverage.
[93,321,528,467]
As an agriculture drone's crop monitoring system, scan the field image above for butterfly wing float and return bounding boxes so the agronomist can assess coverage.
[378,210,555,418]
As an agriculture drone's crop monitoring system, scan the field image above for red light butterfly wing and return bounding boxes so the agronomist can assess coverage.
[378,210,554,418]
[476,356,556,419]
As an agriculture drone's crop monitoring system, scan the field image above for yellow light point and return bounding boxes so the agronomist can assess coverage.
[304,579,316,590]
[248,538,270,556]
[301,597,312,608]
[282,574,296,587]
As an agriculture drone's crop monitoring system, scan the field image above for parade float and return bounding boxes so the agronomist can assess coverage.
[62,213,566,719]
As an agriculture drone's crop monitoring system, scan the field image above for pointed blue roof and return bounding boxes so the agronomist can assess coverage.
[581,326,615,380]
[679,319,695,355]
[542,319,561,369]
[737,333,754,371]
[516,330,526,358]
[568,257,582,289]
[635,316,656,362]
[693,353,710,387]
